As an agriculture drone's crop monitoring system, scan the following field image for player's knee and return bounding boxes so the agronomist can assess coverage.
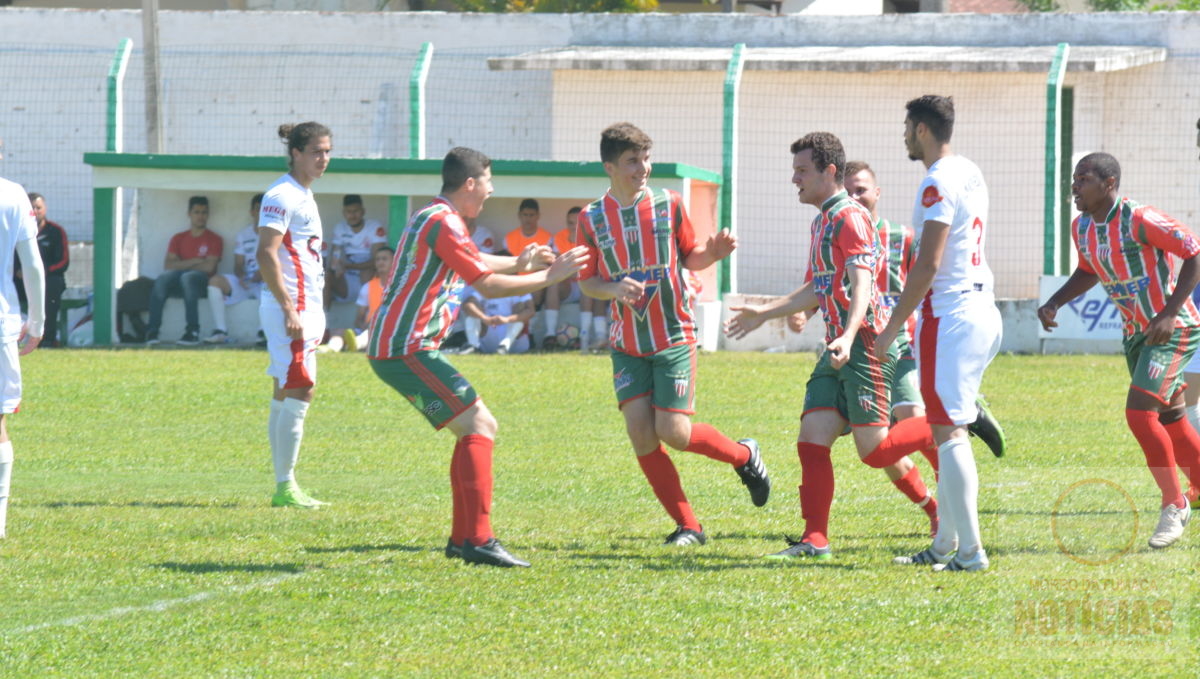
[1159,405,1186,425]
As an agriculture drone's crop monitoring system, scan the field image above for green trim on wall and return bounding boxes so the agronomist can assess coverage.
[93,188,116,346]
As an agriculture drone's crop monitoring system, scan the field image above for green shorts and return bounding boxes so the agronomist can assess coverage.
[370,350,480,430]
[891,334,923,411]
[1124,326,1200,406]
[611,343,696,414]
[803,331,897,427]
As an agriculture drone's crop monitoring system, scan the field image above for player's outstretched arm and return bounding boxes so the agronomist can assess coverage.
[724,281,817,340]
[684,230,737,271]
[473,247,589,299]
[579,272,645,306]
[1037,267,1101,332]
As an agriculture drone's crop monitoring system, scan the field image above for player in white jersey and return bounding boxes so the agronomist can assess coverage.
[257,122,332,510]
[0,159,46,538]
[874,95,1002,572]
[328,194,386,304]
[205,193,265,344]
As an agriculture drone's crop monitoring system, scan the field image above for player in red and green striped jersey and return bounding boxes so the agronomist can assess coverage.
[1040,152,1200,550]
[367,147,588,568]
[576,123,771,547]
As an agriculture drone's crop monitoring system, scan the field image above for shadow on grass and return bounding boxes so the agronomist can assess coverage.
[40,500,241,509]
[304,543,425,554]
[153,561,311,574]
[562,550,858,572]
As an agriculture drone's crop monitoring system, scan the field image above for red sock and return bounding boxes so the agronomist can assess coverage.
[637,446,700,531]
[861,416,935,469]
[684,422,750,466]
[450,439,467,545]
[458,434,495,546]
[1126,409,1184,508]
[1163,417,1200,500]
[893,465,937,519]
[797,442,834,548]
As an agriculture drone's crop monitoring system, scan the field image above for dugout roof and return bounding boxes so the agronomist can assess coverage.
[488,45,1166,74]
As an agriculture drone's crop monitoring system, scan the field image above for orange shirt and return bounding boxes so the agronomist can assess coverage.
[504,227,551,256]
[552,229,574,254]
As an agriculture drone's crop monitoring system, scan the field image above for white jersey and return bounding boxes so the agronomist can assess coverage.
[234,224,260,280]
[259,173,324,313]
[332,219,386,265]
[912,154,994,316]
[472,225,498,255]
[0,178,36,342]
[467,287,532,319]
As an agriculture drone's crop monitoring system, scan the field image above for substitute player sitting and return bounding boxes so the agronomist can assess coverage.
[368,147,587,568]
[577,122,770,548]
[1039,152,1200,549]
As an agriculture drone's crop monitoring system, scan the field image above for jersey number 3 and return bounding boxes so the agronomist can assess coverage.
[970,217,983,266]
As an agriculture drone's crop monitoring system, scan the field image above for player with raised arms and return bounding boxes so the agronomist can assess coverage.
[1040,151,1200,549]
[576,122,771,548]
[367,146,588,568]
[873,95,1003,572]
[0,140,46,539]
[257,121,332,510]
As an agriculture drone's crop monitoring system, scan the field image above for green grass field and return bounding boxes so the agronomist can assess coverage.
[0,349,1195,677]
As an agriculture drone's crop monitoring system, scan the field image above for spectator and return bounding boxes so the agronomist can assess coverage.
[504,198,560,348]
[460,286,534,355]
[554,205,608,352]
[323,244,394,353]
[328,194,386,308]
[14,192,68,347]
[465,216,497,254]
[146,196,222,346]
[205,193,265,344]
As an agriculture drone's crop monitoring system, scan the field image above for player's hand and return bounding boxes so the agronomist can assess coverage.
[517,243,555,273]
[786,312,808,334]
[1036,303,1058,332]
[705,230,738,262]
[610,277,645,306]
[872,325,898,362]
[1145,312,1174,346]
[828,335,852,369]
[547,246,589,283]
[724,305,765,340]
[284,307,304,340]
[17,324,41,356]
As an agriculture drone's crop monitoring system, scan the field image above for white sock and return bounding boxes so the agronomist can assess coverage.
[272,398,308,484]
[465,316,482,348]
[544,309,559,340]
[1187,403,1200,436]
[327,335,344,352]
[579,311,593,348]
[935,437,981,559]
[207,286,227,333]
[355,330,368,351]
[593,315,607,342]
[499,322,523,351]
[0,440,12,538]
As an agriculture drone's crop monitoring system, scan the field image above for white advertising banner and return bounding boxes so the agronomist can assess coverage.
[1037,275,1123,340]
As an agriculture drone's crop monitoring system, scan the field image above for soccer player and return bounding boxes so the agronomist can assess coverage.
[0,150,47,538]
[206,193,265,344]
[576,122,770,548]
[1039,151,1200,549]
[368,146,587,568]
[257,121,332,509]
[873,95,1003,572]
[505,199,563,349]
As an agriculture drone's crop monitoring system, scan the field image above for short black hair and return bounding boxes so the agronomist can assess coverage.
[251,193,264,207]
[905,95,955,143]
[27,192,43,204]
[343,194,363,207]
[567,206,582,217]
[188,196,209,210]
[790,132,846,184]
[519,198,540,213]
[844,161,875,181]
[1077,152,1121,190]
[441,147,491,194]
[374,244,395,256]
[600,123,653,164]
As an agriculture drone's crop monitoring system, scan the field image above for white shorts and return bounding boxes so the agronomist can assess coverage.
[260,305,325,390]
[561,280,582,305]
[219,273,262,306]
[0,340,21,414]
[914,295,1002,427]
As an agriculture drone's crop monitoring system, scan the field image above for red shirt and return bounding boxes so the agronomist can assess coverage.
[168,228,223,261]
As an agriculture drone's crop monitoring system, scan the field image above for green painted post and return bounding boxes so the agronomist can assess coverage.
[388,195,408,248]
[93,188,115,346]
[719,43,745,298]
[106,38,132,152]
[391,42,433,245]
[1043,42,1070,276]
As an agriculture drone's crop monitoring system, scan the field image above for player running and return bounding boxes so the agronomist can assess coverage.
[576,122,770,548]
[368,147,587,568]
[1040,151,1200,549]
[873,95,1003,572]
[257,122,332,510]
[0,147,46,539]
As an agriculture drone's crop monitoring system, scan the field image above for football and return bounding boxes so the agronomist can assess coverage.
[555,323,580,347]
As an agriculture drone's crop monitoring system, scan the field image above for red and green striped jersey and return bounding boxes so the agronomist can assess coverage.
[368,198,491,358]
[1073,197,1200,337]
[809,191,889,343]
[877,217,916,342]
[577,188,697,356]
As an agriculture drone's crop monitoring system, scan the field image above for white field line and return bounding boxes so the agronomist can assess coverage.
[10,571,306,635]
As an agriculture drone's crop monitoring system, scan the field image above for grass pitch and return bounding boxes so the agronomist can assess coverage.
[0,349,1195,677]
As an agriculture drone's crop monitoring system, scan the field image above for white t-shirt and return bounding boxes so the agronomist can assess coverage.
[472,225,498,255]
[0,178,36,342]
[259,173,324,313]
[332,219,387,265]
[235,224,260,280]
[912,154,994,316]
